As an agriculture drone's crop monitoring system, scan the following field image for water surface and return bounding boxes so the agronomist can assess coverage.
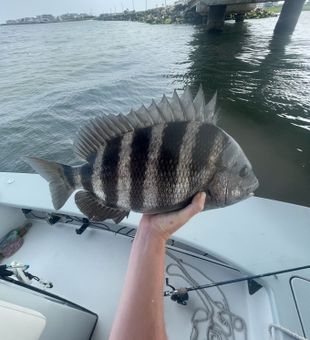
[0,14,309,206]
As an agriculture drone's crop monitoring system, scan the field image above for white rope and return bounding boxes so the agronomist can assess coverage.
[9,261,32,284]
[9,260,53,289]
[269,324,307,340]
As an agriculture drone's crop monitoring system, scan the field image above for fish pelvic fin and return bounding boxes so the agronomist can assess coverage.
[75,190,129,223]
[22,156,78,210]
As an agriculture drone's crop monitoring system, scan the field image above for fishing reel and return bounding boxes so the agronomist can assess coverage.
[164,278,189,305]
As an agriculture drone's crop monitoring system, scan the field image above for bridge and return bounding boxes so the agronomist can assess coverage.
[194,0,306,33]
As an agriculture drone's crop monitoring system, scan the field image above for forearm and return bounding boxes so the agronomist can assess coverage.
[109,193,206,340]
[109,225,167,340]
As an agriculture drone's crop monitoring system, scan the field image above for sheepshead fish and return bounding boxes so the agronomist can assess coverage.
[23,86,258,222]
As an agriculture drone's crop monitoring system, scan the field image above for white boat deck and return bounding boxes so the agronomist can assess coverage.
[4,218,273,340]
[1,172,310,339]
[0,172,309,275]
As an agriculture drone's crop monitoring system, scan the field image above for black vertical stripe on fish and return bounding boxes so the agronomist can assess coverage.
[81,163,94,192]
[63,165,75,188]
[101,136,122,206]
[129,127,152,210]
[156,121,188,207]
[189,123,222,189]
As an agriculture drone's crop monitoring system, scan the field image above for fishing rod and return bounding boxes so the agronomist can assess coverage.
[164,264,310,305]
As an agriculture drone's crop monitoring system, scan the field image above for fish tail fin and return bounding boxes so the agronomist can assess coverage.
[23,156,78,210]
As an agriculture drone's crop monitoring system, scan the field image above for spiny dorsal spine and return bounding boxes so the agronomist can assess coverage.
[74,86,217,161]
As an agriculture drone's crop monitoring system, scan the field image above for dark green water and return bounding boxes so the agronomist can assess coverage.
[0,13,309,206]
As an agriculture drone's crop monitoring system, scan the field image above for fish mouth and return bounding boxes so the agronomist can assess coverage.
[246,178,259,198]
[252,177,259,192]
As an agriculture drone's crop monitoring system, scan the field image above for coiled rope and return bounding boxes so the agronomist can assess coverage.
[166,251,247,340]
[269,324,307,340]
[166,252,309,340]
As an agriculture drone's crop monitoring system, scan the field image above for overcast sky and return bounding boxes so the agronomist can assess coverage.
[1,0,176,23]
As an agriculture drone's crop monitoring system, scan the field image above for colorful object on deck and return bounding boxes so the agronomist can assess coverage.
[0,223,32,261]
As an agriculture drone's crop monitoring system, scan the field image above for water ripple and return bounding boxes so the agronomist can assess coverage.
[0,15,309,206]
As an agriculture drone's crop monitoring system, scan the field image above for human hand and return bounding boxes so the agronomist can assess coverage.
[139,192,206,242]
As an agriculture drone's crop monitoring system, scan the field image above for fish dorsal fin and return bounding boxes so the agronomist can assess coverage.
[180,86,196,120]
[147,100,165,124]
[205,91,218,124]
[157,94,174,121]
[74,85,217,160]
[170,90,186,120]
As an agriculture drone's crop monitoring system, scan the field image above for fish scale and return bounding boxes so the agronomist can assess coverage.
[140,124,165,210]
[129,127,152,210]
[101,136,122,206]
[23,86,259,222]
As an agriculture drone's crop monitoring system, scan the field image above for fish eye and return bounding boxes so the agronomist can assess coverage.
[239,166,249,177]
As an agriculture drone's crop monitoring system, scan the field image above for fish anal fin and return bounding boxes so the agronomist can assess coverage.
[75,191,129,223]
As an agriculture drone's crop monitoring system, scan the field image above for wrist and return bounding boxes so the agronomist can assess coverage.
[137,221,168,244]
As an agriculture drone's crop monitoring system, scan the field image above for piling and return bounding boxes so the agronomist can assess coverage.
[274,0,305,34]
[235,13,245,23]
[206,5,227,32]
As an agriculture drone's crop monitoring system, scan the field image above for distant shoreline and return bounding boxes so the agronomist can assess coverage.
[2,4,309,27]
[1,18,93,26]
[1,13,95,26]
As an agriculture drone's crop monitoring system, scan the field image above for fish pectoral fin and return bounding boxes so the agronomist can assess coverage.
[75,191,129,223]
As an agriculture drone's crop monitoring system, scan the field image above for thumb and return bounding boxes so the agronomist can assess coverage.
[176,192,206,225]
